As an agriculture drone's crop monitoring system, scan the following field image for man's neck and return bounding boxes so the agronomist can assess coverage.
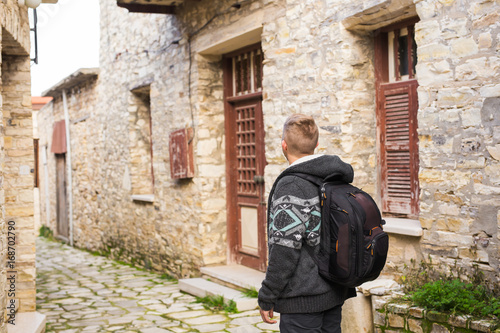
[287,154,313,165]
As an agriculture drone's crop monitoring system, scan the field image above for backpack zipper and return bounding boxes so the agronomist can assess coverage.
[347,194,365,277]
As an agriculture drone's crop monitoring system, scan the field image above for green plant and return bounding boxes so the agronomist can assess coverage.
[39,225,54,240]
[159,273,176,281]
[195,295,238,313]
[399,258,500,322]
[410,279,500,319]
[241,287,259,298]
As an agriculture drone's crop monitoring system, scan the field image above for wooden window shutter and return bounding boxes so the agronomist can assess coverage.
[378,80,419,217]
[169,128,195,179]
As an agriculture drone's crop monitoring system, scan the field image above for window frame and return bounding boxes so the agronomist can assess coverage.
[374,18,420,219]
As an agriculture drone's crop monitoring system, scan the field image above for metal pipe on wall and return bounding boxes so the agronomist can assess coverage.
[62,89,74,246]
[42,145,50,228]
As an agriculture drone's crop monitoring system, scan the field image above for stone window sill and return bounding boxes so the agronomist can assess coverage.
[382,217,422,237]
[131,194,154,203]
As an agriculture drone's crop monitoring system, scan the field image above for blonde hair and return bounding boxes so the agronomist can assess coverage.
[282,114,319,155]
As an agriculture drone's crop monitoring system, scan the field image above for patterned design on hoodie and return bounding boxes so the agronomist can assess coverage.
[269,194,321,249]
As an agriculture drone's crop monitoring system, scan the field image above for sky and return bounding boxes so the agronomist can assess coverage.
[30,0,100,96]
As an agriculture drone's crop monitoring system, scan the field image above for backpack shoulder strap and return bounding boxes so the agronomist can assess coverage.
[292,173,324,186]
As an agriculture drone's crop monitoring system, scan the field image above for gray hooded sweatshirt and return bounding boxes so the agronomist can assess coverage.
[258,155,356,313]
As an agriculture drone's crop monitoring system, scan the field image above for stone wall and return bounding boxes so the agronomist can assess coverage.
[2,53,36,312]
[414,0,500,285]
[37,0,499,290]
[373,298,500,333]
[0,0,36,330]
[39,78,100,249]
[0,25,5,333]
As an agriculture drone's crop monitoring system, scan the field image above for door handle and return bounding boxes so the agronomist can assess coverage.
[254,175,265,184]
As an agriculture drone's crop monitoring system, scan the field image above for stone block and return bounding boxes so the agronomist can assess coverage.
[422,243,459,258]
[5,206,34,218]
[373,310,386,326]
[441,17,468,38]
[458,247,489,262]
[387,313,405,328]
[417,63,453,87]
[418,43,450,61]
[437,87,474,107]
[415,20,440,45]
[478,32,493,49]
[473,183,500,195]
[420,217,434,229]
[451,37,479,58]
[480,84,500,98]
[472,10,500,29]
[409,307,424,319]
[408,318,424,333]
[387,303,409,315]
[470,319,498,332]
[341,292,373,333]
[487,145,500,162]
[431,323,450,333]
[426,310,449,323]
[455,57,488,81]
[438,203,460,216]
[448,315,469,328]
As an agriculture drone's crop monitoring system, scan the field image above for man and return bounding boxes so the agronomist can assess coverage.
[258,114,356,332]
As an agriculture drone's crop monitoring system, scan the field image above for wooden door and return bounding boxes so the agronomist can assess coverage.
[224,44,267,271]
[56,154,69,240]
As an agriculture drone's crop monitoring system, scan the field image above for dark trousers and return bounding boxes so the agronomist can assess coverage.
[279,304,342,333]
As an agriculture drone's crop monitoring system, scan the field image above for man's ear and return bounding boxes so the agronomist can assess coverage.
[282,140,288,151]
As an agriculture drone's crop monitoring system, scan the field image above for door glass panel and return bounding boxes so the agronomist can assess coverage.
[398,34,409,76]
[240,206,258,252]
[231,48,263,97]
[388,26,417,82]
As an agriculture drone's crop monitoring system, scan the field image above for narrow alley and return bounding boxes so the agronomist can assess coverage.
[35,237,279,333]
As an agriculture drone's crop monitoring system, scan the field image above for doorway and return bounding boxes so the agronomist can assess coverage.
[56,153,69,240]
[224,44,267,271]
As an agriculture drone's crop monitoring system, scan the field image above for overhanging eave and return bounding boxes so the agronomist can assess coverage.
[116,0,183,14]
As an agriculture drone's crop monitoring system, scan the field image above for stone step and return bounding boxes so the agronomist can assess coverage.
[7,311,46,333]
[179,278,258,311]
[200,264,265,291]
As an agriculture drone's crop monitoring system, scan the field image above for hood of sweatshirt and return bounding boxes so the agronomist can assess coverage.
[279,154,354,183]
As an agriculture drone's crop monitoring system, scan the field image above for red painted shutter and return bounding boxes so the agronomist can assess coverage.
[379,80,419,217]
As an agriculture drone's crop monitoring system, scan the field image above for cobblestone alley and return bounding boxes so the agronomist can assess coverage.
[36,237,279,333]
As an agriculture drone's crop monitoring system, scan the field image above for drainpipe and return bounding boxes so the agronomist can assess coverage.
[42,145,50,228]
[62,89,74,246]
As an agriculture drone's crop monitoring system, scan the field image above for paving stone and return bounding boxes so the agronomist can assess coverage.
[183,315,228,325]
[256,322,280,331]
[142,328,174,333]
[108,315,141,325]
[167,310,213,319]
[62,304,86,311]
[191,323,228,332]
[230,316,262,326]
[71,319,108,327]
[166,328,188,333]
[226,325,263,333]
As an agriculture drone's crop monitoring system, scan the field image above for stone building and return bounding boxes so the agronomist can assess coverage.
[1,1,56,332]
[39,0,499,313]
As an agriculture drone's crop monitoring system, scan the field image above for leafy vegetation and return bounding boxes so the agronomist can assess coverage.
[399,258,500,321]
[241,287,259,298]
[195,295,238,313]
[410,279,500,318]
[39,225,54,240]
